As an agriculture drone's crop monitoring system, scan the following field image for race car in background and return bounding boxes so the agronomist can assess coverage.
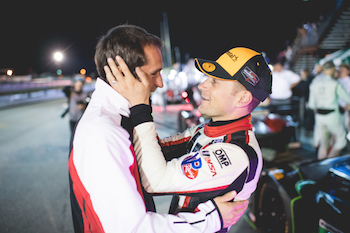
[250,154,350,233]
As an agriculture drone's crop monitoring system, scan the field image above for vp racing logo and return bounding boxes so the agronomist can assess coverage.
[181,153,202,179]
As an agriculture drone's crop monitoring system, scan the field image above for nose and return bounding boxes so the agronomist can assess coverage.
[198,77,209,91]
[155,74,164,88]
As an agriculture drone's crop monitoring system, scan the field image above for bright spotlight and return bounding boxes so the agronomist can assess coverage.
[53,52,64,62]
[6,69,13,76]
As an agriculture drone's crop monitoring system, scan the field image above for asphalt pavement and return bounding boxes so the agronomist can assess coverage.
[0,99,73,232]
[0,99,257,233]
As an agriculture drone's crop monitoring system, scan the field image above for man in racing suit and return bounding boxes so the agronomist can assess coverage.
[106,47,272,232]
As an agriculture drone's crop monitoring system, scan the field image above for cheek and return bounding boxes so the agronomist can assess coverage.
[150,83,157,92]
[215,92,235,109]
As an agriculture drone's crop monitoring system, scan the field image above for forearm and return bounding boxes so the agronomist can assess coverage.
[133,121,172,192]
[137,200,222,233]
[131,104,193,193]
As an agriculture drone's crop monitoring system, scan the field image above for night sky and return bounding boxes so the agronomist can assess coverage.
[0,0,335,76]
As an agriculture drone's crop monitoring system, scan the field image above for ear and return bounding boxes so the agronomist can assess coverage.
[236,91,253,108]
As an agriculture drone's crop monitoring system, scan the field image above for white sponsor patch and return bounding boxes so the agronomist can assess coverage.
[241,66,260,86]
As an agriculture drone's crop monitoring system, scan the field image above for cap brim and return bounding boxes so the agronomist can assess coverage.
[194,58,233,81]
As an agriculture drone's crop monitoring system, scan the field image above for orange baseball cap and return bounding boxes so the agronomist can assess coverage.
[195,47,272,101]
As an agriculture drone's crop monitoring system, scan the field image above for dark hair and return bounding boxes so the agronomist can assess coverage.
[94,24,162,83]
[340,63,350,70]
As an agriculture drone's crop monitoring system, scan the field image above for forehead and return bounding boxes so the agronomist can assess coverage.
[209,77,244,89]
[142,45,163,70]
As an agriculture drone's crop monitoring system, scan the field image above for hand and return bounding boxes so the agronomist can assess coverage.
[77,104,85,110]
[345,104,350,111]
[213,191,249,228]
[104,56,151,106]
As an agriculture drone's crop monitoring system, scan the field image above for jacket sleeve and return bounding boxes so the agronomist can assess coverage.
[336,82,350,105]
[158,127,196,161]
[71,121,223,233]
[308,81,316,110]
[133,121,249,196]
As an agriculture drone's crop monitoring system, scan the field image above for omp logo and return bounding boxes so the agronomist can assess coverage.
[241,66,260,86]
[214,149,231,168]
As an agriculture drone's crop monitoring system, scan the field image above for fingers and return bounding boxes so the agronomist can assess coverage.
[115,56,133,78]
[104,65,116,86]
[213,192,249,228]
[230,200,249,225]
[217,191,237,202]
[102,55,151,106]
[135,67,150,87]
[234,200,249,213]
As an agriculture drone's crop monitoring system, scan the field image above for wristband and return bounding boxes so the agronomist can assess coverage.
[130,104,153,127]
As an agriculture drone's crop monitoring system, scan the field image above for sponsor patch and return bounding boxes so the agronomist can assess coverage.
[202,62,216,72]
[202,150,217,177]
[192,143,203,152]
[210,138,224,145]
[181,153,202,179]
[241,66,260,86]
[214,149,232,168]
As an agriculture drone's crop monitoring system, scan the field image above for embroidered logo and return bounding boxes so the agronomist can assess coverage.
[203,62,216,72]
[214,149,231,168]
[241,66,260,86]
[181,153,202,179]
[202,150,217,177]
[226,51,238,62]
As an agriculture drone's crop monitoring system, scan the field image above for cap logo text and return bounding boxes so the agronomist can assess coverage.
[225,51,238,62]
[202,62,216,72]
[241,66,260,86]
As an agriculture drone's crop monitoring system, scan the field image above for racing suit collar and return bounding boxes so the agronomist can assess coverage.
[204,114,252,137]
[94,78,131,117]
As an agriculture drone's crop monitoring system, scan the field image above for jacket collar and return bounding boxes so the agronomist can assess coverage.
[92,78,131,117]
[204,114,253,137]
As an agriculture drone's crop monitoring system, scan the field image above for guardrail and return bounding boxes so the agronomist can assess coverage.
[0,79,96,108]
[0,79,73,95]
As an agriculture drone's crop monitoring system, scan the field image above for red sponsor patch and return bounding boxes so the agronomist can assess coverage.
[181,154,202,179]
[182,164,199,179]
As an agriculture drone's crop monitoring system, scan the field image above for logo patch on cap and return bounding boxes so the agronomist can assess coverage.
[202,62,216,72]
[241,66,260,86]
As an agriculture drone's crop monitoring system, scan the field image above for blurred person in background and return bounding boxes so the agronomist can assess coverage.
[270,60,300,105]
[308,61,350,159]
[269,59,301,124]
[62,80,89,134]
[293,68,314,135]
[337,64,350,131]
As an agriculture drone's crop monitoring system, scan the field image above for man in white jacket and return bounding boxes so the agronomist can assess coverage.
[69,25,248,233]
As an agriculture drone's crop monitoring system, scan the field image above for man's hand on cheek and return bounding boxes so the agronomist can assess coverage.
[104,56,152,106]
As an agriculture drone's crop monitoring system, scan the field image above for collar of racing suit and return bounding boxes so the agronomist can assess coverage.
[204,114,252,137]
[93,78,131,117]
